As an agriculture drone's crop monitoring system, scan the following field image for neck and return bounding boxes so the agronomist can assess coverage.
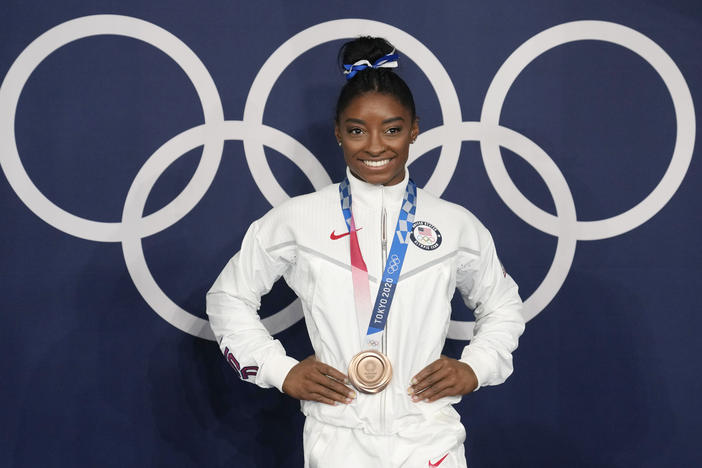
[348,168,407,187]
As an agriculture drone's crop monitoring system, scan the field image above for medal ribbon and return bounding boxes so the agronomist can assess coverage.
[338,177,417,350]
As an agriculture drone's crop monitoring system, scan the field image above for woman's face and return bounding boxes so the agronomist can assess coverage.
[335,92,418,186]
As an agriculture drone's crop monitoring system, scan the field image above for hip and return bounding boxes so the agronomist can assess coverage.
[303,407,467,468]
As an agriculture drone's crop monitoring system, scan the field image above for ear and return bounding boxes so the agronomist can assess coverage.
[334,124,341,145]
[410,116,420,141]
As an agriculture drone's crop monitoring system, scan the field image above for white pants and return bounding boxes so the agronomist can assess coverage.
[303,410,468,468]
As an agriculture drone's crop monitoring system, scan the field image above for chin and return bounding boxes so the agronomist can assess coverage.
[356,169,402,186]
[348,157,406,186]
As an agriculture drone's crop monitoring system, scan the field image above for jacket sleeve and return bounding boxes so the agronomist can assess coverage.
[456,227,525,391]
[206,219,299,392]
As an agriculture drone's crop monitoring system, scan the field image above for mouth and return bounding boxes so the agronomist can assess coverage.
[361,158,391,168]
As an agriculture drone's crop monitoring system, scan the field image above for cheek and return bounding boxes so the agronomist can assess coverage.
[342,142,363,158]
[392,141,411,156]
[342,150,357,167]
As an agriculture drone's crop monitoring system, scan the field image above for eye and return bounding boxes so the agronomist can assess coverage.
[347,127,364,136]
[385,127,403,135]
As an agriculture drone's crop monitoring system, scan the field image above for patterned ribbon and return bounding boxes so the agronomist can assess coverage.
[339,177,417,350]
[343,51,400,80]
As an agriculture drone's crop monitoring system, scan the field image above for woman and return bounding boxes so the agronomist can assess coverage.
[207,36,525,467]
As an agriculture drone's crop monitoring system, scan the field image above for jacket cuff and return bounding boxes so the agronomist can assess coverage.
[459,348,492,392]
[259,354,299,392]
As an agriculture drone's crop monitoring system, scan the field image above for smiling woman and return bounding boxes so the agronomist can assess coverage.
[334,37,419,187]
[206,36,525,468]
[336,92,418,186]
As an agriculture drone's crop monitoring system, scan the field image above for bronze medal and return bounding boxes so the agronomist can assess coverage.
[348,350,392,394]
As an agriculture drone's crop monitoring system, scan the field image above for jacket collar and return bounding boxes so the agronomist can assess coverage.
[345,167,409,209]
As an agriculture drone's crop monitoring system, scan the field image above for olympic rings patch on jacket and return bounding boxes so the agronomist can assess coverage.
[410,221,442,250]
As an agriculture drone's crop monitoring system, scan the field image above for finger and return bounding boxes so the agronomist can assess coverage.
[412,367,451,394]
[410,359,444,386]
[412,377,454,402]
[309,383,354,404]
[311,362,349,385]
[310,372,356,399]
[308,392,340,406]
[317,363,349,384]
[422,385,456,403]
[315,374,356,400]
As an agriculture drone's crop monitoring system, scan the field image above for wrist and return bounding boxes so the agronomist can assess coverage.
[260,354,299,392]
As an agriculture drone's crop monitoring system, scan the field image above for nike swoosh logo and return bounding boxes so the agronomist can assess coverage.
[330,227,362,240]
[428,453,449,467]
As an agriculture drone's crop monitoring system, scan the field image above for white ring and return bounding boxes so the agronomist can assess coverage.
[480,20,695,240]
[243,19,463,206]
[1,17,694,342]
[121,121,329,338]
[423,123,578,339]
[0,14,224,242]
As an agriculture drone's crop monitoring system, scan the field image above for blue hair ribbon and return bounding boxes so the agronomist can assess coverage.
[343,51,399,80]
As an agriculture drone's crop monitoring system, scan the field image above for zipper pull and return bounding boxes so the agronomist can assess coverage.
[381,207,387,264]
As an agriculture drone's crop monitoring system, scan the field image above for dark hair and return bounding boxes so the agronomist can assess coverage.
[335,36,416,123]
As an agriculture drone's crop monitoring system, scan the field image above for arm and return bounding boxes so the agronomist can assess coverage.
[456,229,525,391]
[410,227,525,401]
[207,219,357,405]
[206,220,299,392]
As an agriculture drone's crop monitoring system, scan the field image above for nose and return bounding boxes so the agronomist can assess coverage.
[366,131,385,156]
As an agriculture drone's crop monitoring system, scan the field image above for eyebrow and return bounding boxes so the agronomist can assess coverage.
[344,116,406,125]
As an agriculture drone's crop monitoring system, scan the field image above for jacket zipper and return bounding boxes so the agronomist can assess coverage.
[380,193,388,434]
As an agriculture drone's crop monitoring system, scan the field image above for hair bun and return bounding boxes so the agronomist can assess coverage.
[339,37,396,67]
[335,36,416,123]
[340,37,399,80]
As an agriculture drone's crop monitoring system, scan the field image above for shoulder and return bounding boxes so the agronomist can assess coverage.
[413,187,496,258]
[260,183,339,222]
[416,187,487,233]
[251,182,342,246]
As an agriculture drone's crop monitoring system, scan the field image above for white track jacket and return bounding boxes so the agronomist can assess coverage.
[207,169,525,435]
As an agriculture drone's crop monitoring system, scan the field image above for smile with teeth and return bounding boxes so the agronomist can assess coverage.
[362,158,391,168]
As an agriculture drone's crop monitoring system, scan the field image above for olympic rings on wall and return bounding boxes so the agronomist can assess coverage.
[0,15,695,340]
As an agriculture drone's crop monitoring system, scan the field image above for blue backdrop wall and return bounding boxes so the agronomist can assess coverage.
[1,1,701,467]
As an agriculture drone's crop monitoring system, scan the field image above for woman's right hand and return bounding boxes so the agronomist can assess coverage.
[282,355,356,405]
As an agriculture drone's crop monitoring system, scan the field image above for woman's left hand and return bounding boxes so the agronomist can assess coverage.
[408,355,478,402]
